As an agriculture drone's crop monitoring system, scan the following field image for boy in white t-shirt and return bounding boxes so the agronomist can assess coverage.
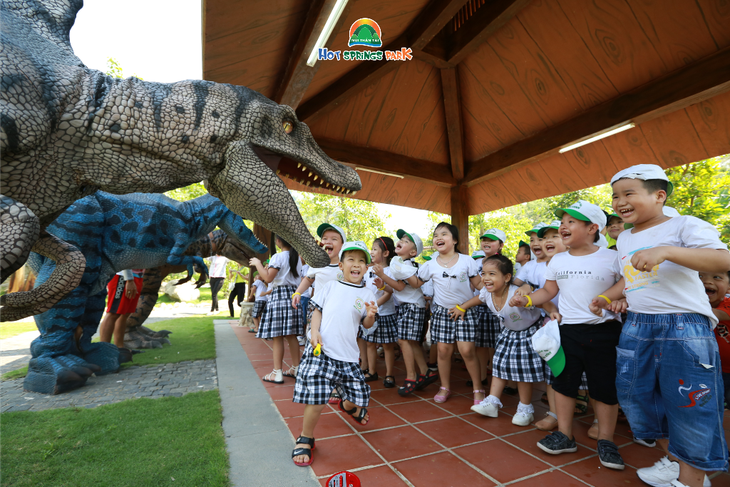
[291,242,377,467]
[592,165,730,487]
[248,273,268,333]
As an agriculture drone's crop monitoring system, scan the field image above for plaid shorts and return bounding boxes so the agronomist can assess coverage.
[430,305,479,344]
[476,305,502,348]
[365,313,398,344]
[397,303,426,342]
[252,300,267,318]
[492,321,544,382]
[256,286,303,339]
[293,345,371,407]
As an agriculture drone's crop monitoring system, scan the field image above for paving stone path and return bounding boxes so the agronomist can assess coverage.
[1,359,217,413]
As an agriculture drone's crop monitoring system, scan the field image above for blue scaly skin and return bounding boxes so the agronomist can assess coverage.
[25,191,266,394]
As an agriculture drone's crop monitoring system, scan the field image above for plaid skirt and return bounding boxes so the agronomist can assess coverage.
[364,313,398,344]
[397,303,426,342]
[256,285,303,339]
[476,305,502,348]
[252,300,267,318]
[492,321,545,383]
[293,344,370,407]
[430,305,479,344]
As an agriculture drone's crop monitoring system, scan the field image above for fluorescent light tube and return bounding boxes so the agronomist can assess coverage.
[306,0,349,67]
[356,167,404,179]
[559,123,636,154]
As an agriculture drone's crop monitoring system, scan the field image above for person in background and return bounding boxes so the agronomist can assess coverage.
[208,253,228,314]
[515,240,532,274]
[228,263,247,318]
[100,269,144,349]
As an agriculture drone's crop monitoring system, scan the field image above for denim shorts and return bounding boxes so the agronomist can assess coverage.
[616,312,728,471]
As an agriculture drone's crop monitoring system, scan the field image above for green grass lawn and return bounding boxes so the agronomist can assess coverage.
[0,321,37,340]
[0,390,228,487]
[156,286,214,305]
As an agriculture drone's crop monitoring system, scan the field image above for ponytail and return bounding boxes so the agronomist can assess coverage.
[276,235,299,278]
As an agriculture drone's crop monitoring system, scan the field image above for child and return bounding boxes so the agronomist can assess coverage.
[458,255,559,424]
[700,269,730,408]
[363,237,397,387]
[372,229,437,396]
[250,236,304,383]
[514,223,548,290]
[592,164,730,486]
[291,241,378,467]
[605,213,624,249]
[416,222,484,405]
[100,269,143,349]
[514,240,532,273]
[248,272,268,333]
[510,200,625,470]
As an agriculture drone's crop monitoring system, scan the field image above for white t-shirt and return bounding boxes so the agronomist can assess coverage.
[616,215,727,328]
[300,264,312,298]
[517,260,547,289]
[312,280,377,362]
[388,259,425,307]
[208,256,228,278]
[421,280,436,312]
[365,267,396,316]
[253,280,268,301]
[268,251,303,288]
[418,254,480,309]
[545,247,621,325]
[480,285,543,331]
[307,264,343,296]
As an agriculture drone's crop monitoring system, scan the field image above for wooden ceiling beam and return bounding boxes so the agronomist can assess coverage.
[316,138,456,187]
[296,0,469,121]
[441,67,465,181]
[464,45,730,186]
[274,0,351,108]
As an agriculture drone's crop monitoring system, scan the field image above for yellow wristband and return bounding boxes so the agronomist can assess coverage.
[525,295,533,308]
[378,286,385,291]
[292,292,301,298]
[455,304,466,312]
[598,294,611,305]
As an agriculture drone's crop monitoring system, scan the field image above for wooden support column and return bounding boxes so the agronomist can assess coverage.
[451,185,469,254]
[441,67,465,181]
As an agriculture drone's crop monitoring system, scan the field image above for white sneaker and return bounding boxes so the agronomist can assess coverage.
[471,401,499,417]
[637,456,711,487]
[512,411,534,426]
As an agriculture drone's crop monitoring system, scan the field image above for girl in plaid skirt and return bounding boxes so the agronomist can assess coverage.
[250,236,304,384]
[455,255,559,426]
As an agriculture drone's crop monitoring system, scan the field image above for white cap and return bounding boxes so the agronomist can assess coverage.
[537,220,562,238]
[555,200,606,232]
[317,222,346,243]
[471,250,486,259]
[531,319,565,376]
[481,228,507,243]
[525,222,547,236]
[611,164,674,196]
[339,241,371,264]
[396,229,423,257]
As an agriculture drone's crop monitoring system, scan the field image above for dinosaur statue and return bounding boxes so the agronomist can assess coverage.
[25,191,266,394]
[123,229,250,350]
[0,0,361,322]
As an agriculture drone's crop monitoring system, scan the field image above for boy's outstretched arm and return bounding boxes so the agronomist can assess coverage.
[509,280,558,308]
[631,247,730,274]
[589,278,625,314]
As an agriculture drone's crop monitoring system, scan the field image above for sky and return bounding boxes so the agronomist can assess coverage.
[68,0,433,238]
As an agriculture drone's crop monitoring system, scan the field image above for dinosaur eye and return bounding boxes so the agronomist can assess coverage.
[283,121,293,134]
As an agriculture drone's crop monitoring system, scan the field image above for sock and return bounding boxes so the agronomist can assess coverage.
[516,402,534,415]
[484,395,503,408]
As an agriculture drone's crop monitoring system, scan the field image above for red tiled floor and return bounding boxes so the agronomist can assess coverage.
[337,465,409,486]
[561,455,644,486]
[267,385,295,400]
[453,439,551,484]
[343,405,407,432]
[426,392,476,415]
[618,442,667,470]
[386,399,454,423]
[461,410,533,436]
[309,435,384,478]
[363,425,443,462]
[392,451,497,486]
[503,428,596,467]
[417,417,494,447]
[275,399,306,418]
[285,412,355,439]
[369,388,423,406]
[510,469,591,486]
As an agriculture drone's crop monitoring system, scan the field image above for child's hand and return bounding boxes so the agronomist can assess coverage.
[509,294,527,307]
[364,301,378,318]
[630,247,668,272]
[310,330,322,348]
[292,293,301,308]
[549,311,561,323]
[448,306,465,321]
[249,257,261,268]
[371,263,384,277]
[373,277,384,289]
[124,280,138,299]
[608,299,628,314]
[589,295,611,315]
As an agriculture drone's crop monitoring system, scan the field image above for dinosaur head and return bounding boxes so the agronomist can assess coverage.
[207,230,256,267]
[208,96,361,268]
[216,209,268,263]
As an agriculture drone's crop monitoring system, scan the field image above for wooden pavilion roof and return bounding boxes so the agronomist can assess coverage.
[203,0,730,216]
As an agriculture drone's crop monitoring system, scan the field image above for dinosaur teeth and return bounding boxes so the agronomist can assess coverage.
[305,181,311,187]
[326,183,330,188]
[351,191,357,196]
[313,175,318,181]
[308,171,312,177]
[276,169,280,174]
[301,166,306,172]
[297,163,301,168]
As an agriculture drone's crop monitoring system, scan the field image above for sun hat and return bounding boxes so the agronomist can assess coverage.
[555,200,606,232]
[339,241,371,264]
[611,164,674,196]
[317,222,346,243]
[525,222,547,236]
[480,228,506,242]
[537,220,562,238]
[531,319,565,377]
[518,240,530,248]
[471,250,486,259]
[396,229,423,257]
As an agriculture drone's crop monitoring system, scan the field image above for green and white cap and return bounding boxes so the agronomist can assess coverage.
[422,251,439,262]
[611,164,674,196]
[518,240,530,248]
[531,319,565,377]
[339,241,371,264]
[396,229,423,257]
[480,228,506,242]
[317,222,346,242]
[471,250,486,259]
[537,220,562,238]
[525,222,547,236]
[555,200,606,232]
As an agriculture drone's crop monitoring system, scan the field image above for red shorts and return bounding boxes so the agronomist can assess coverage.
[106,274,143,314]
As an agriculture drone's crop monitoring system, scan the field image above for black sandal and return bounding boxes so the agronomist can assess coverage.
[292,435,315,467]
[415,370,439,391]
[363,371,379,382]
[383,375,396,388]
[398,379,417,397]
[338,400,369,425]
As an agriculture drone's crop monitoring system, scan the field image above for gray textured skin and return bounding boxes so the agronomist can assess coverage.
[0,0,361,321]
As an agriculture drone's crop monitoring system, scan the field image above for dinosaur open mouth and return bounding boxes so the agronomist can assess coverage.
[252,145,356,196]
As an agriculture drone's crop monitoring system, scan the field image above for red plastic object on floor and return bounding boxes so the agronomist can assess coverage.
[326,471,361,487]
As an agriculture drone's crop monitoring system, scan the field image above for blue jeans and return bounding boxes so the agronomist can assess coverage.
[616,312,728,471]
[300,296,310,333]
